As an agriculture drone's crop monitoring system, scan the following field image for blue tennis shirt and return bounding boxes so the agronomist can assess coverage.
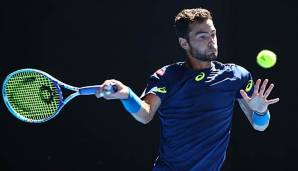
[141,61,254,171]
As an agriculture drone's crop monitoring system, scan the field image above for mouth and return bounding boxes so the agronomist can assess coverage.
[208,48,217,53]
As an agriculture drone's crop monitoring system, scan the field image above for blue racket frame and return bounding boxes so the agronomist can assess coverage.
[2,68,116,123]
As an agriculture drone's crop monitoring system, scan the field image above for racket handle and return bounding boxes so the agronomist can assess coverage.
[79,84,118,95]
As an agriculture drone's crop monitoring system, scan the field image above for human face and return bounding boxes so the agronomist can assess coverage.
[186,19,218,61]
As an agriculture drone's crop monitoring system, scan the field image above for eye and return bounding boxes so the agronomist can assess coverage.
[200,36,207,40]
[197,34,209,40]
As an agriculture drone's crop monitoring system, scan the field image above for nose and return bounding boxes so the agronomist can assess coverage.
[208,42,216,49]
[207,37,215,46]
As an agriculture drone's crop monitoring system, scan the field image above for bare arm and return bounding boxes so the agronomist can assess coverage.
[237,98,269,131]
[96,79,161,124]
[133,94,161,124]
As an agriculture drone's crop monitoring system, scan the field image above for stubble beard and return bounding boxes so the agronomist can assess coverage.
[189,44,218,61]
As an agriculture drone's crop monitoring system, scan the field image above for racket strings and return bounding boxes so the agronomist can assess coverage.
[5,72,61,121]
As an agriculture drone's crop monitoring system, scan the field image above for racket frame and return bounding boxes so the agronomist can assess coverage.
[2,68,81,123]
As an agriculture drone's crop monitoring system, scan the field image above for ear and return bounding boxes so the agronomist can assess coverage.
[178,37,189,50]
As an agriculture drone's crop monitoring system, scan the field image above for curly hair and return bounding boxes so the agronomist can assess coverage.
[174,8,213,39]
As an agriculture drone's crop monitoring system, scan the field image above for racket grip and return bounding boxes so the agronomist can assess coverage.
[79,84,118,95]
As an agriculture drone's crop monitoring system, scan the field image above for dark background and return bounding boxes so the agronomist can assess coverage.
[1,0,297,170]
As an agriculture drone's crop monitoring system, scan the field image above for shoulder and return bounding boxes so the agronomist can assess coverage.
[214,61,251,77]
[152,62,185,80]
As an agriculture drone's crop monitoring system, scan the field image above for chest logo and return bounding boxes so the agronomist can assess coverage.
[195,72,205,82]
[154,87,167,93]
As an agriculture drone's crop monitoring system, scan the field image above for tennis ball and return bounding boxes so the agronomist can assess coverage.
[256,49,277,68]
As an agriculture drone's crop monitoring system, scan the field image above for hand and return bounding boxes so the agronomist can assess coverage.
[95,79,129,100]
[240,79,280,113]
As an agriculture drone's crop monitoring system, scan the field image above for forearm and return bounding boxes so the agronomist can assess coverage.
[251,110,270,131]
[96,80,159,124]
[238,99,270,131]
[120,88,157,124]
[243,108,270,131]
[130,101,154,124]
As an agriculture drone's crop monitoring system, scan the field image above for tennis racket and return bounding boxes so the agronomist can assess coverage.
[2,68,118,123]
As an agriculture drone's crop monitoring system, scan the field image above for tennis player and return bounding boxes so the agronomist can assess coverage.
[96,8,280,171]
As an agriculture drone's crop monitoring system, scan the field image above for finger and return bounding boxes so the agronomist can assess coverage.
[102,80,114,89]
[103,92,119,100]
[103,80,120,88]
[103,84,111,91]
[110,79,120,83]
[259,79,269,96]
[267,98,280,105]
[95,85,104,98]
[95,91,105,98]
[264,83,274,99]
[240,89,250,103]
[252,79,261,98]
[97,81,116,98]
[103,79,113,86]
[103,96,116,100]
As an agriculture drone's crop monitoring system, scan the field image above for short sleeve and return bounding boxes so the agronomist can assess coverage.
[140,67,169,102]
[235,65,254,99]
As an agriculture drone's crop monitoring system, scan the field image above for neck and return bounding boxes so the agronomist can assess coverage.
[185,56,213,70]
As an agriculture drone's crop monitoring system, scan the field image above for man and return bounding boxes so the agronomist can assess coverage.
[96,8,280,171]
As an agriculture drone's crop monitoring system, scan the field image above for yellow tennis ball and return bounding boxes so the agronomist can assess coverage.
[256,49,277,68]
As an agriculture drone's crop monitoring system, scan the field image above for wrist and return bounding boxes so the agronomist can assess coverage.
[252,110,270,126]
[120,88,142,113]
[121,86,130,100]
[254,109,269,115]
